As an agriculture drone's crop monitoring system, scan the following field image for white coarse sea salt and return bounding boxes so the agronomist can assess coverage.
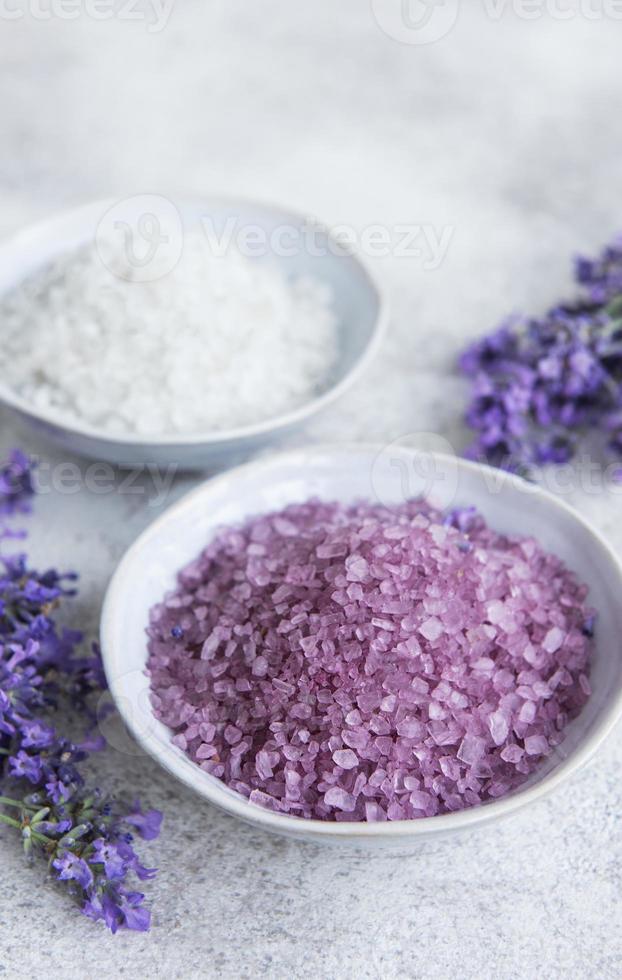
[0,235,339,436]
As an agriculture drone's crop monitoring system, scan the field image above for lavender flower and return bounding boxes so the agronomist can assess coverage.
[0,451,161,933]
[0,450,34,516]
[460,235,622,473]
[126,801,164,841]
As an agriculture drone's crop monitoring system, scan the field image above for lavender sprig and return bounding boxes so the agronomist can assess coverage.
[0,452,161,933]
[460,235,622,473]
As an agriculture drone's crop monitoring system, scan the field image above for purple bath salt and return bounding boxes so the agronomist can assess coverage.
[146,497,594,822]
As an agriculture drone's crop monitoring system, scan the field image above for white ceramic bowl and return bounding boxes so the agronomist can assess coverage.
[100,445,622,846]
[0,197,385,470]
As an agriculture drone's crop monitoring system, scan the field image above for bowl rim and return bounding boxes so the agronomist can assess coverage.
[0,196,387,447]
[100,445,622,838]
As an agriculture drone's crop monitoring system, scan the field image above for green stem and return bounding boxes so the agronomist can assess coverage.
[0,796,36,810]
[30,830,53,844]
[0,814,54,845]
[0,812,21,829]
[606,295,622,319]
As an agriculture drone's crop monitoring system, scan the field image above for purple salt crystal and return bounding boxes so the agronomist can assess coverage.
[387,802,406,820]
[224,725,242,745]
[365,802,387,822]
[342,729,368,751]
[317,540,348,559]
[409,790,434,813]
[543,627,565,654]
[344,708,362,727]
[380,695,397,713]
[299,635,318,655]
[419,618,443,642]
[532,680,551,699]
[198,722,216,742]
[148,496,594,823]
[323,787,356,812]
[439,756,461,781]
[486,600,505,625]
[457,734,485,766]
[579,673,591,697]
[255,750,275,780]
[375,736,394,756]
[345,554,369,582]
[355,692,378,714]
[402,636,422,658]
[333,748,359,770]
[428,702,446,721]
[518,701,537,724]
[285,769,301,789]
[487,710,509,746]
[249,789,280,811]
[369,715,391,735]
[290,702,312,720]
[251,656,268,677]
[369,767,387,788]
[524,735,549,756]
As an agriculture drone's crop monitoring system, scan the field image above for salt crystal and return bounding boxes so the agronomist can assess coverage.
[409,790,434,812]
[439,756,461,780]
[386,802,405,820]
[397,636,422,659]
[500,744,524,764]
[488,710,509,746]
[290,703,312,720]
[332,748,359,770]
[374,736,393,756]
[543,627,565,654]
[345,555,369,582]
[323,787,356,812]
[251,656,268,677]
[342,729,368,751]
[148,496,594,823]
[224,725,242,745]
[255,750,275,779]
[365,802,387,822]
[524,735,549,756]
[419,618,443,642]
[345,709,362,726]
[372,618,395,632]
[486,600,506,625]
[249,790,279,811]
[428,702,446,721]
[198,722,216,742]
[518,701,537,724]
[1,237,339,436]
[457,734,485,766]
[369,715,391,735]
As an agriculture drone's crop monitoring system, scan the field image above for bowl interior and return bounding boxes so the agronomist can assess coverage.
[0,196,381,433]
[100,446,622,840]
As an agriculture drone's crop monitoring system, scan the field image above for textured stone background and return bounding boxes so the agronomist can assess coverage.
[0,3,621,978]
